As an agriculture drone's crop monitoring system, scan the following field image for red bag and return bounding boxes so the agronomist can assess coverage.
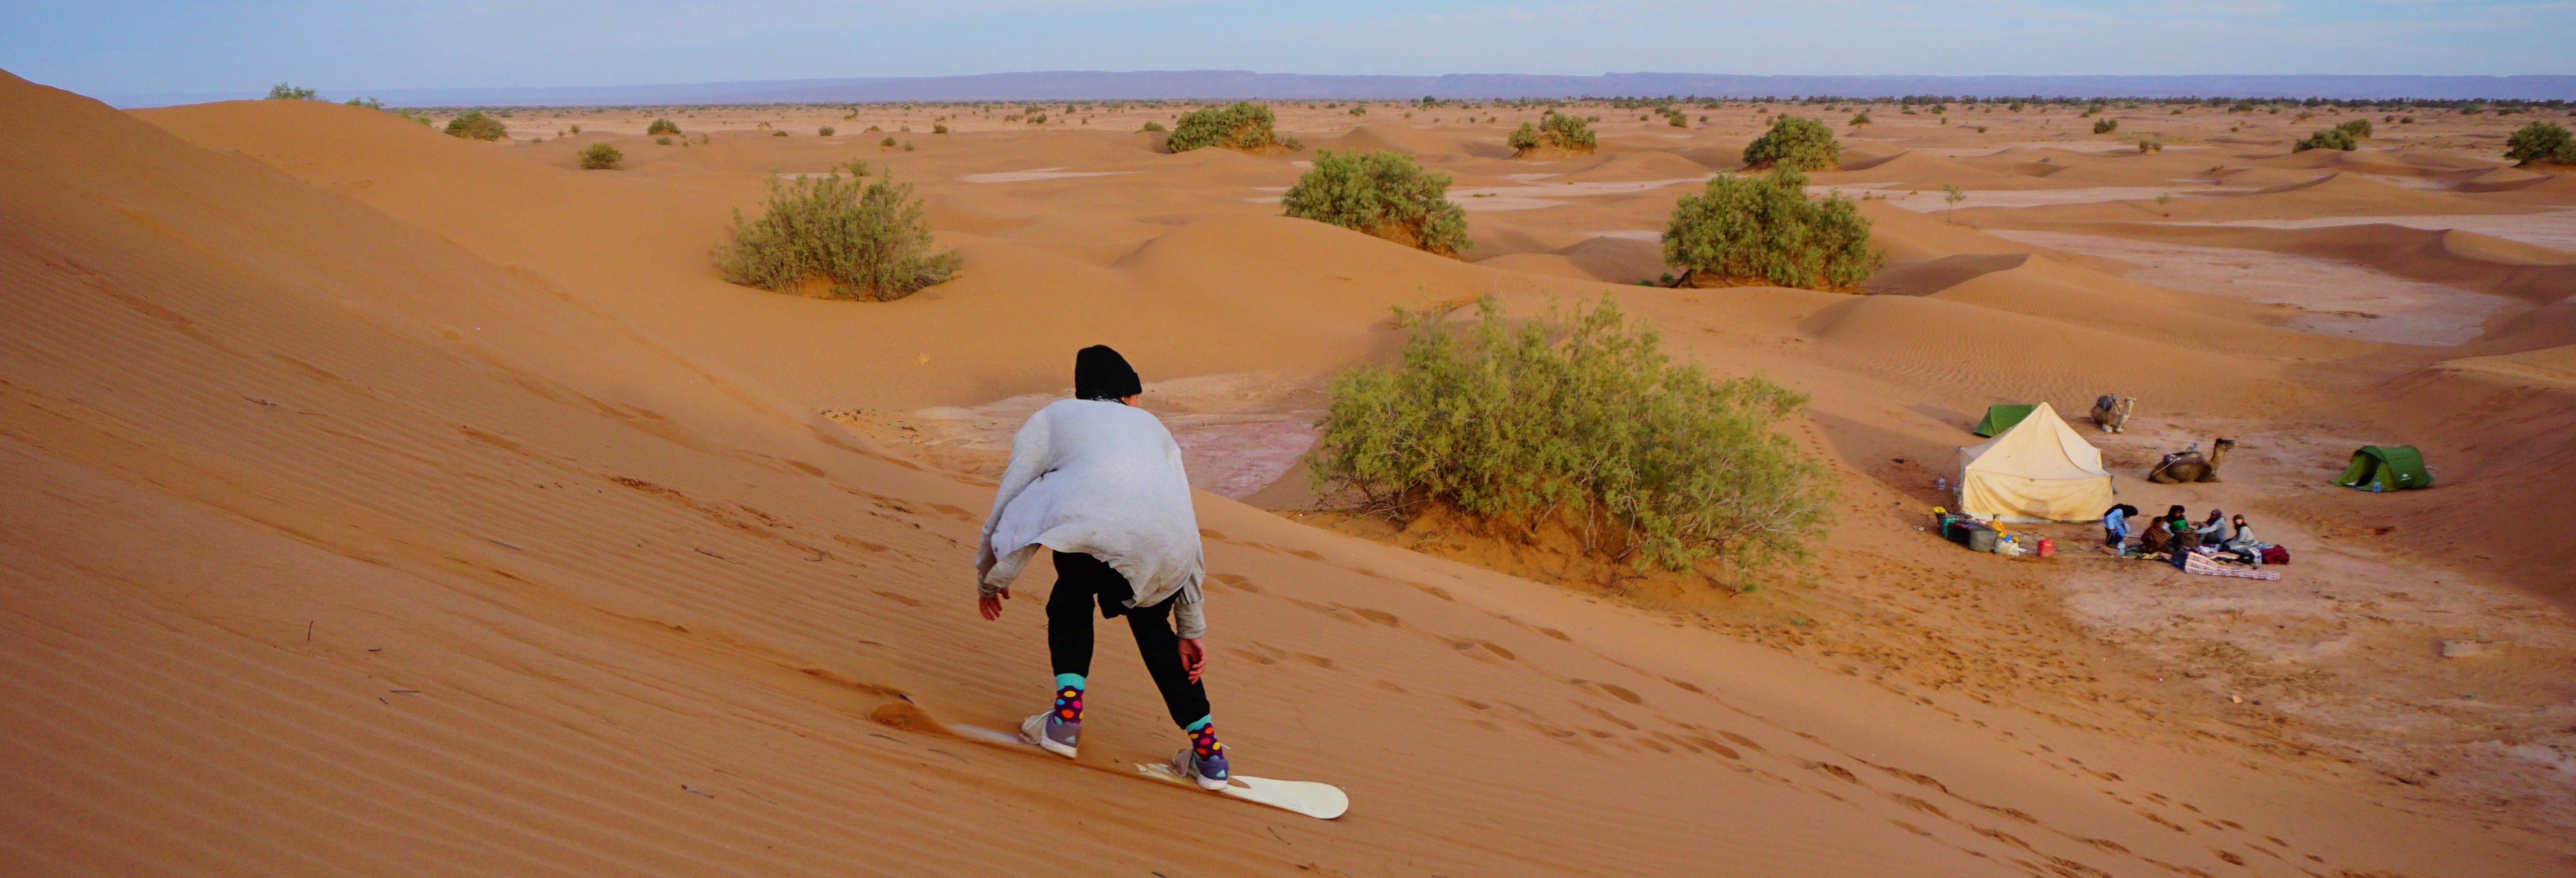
[2261,546,2289,565]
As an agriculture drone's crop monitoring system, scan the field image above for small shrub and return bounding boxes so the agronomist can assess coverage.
[646,118,681,135]
[1140,121,1165,132]
[819,125,836,136]
[1349,105,1367,115]
[932,123,949,134]
[343,96,383,110]
[772,130,789,137]
[1029,113,1049,124]
[2293,127,2358,152]
[444,110,508,141]
[2092,118,2119,134]
[1662,169,1882,291]
[1166,101,1282,153]
[881,136,897,147]
[656,136,672,145]
[1507,113,1597,157]
[266,83,318,100]
[1848,111,1871,126]
[1740,115,1840,171]
[568,123,582,134]
[713,162,959,302]
[2336,119,2372,138]
[1305,297,1835,576]
[2138,138,2162,153]
[2505,121,2576,165]
[903,141,915,151]
[576,143,623,170]
[1280,150,1471,257]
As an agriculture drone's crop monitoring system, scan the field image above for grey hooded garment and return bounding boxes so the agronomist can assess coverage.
[975,398,1207,638]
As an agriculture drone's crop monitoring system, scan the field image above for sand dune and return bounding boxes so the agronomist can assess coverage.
[6,71,2574,877]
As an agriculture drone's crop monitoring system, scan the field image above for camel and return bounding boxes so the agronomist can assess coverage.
[2149,438,2233,483]
[2090,395,2136,433]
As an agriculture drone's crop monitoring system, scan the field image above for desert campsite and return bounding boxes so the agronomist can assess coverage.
[3,10,2576,877]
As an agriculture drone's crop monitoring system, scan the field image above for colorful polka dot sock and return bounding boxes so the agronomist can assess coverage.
[1052,673,1085,724]
[1186,715,1220,757]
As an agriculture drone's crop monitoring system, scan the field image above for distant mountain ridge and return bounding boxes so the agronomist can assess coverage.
[102,70,2576,108]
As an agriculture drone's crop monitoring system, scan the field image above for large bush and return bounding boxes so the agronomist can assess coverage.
[713,162,959,302]
[1306,297,1834,575]
[444,110,507,141]
[2336,118,2372,139]
[1507,112,1597,156]
[1280,150,1472,257]
[2505,121,2576,165]
[2293,127,2358,152]
[1662,169,1882,291]
[576,143,623,170]
[1741,115,1840,171]
[1166,101,1282,153]
[646,118,682,136]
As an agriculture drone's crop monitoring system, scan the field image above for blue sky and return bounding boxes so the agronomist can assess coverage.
[6,0,2572,97]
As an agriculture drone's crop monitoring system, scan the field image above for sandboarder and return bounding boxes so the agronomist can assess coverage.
[974,345,1230,789]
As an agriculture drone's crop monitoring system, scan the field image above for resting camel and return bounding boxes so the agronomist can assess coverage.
[2090,395,2136,433]
[2149,438,2233,484]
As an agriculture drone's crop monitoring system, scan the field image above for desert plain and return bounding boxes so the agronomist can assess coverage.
[4,69,2576,876]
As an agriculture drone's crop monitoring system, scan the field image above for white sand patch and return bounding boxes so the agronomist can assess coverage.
[959,168,1137,183]
[1503,173,1564,182]
[2163,209,2576,253]
[1854,186,2245,211]
[1449,177,1712,213]
[1588,230,1662,241]
[1988,230,2527,346]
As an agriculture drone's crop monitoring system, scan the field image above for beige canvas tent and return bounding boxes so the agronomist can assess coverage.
[1956,401,2113,522]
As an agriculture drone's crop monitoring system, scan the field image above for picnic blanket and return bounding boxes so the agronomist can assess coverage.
[2183,551,2281,581]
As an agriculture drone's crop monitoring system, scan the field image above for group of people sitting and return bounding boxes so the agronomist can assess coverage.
[2101,504,2273,569]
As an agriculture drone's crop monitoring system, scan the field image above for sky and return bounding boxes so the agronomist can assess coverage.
[5,0,2573,98]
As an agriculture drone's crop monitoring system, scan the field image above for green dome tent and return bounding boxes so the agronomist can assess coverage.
[2331,446,2432,492]
[1972,404,2038,438]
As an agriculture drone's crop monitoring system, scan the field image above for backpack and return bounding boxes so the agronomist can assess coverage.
[2261,545,2289,565]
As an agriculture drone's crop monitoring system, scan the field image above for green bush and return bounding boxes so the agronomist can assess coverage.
[655,136,672,145]
[444,110,508,141]
[2293,127,2357,152]
[1166,101,1282,152]
[2092,118,2119,134]
[1305,297,1834,576]
[646,118,681,135]
[2336,119,2372,138]
[1507,112,1597,156]
[819,125,836,136]
[1662,169,1882,291]
[1848,111,1871,126]
[1280,150,1471,257]
[714,162,960,302]
[1140,121,1165,132]
[343,96,383,110]
[1741,115,1840,171]
[2504,122,2576,165]
[932,123,949,134]
[266,83,318,100]
[576,143,623,170]
[772,129,789,137]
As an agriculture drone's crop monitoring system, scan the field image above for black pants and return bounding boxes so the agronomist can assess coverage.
[1048,550,1210,728]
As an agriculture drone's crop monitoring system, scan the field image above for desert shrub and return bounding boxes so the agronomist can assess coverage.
[2505,122,2576,165]
[568,123,582,134]
[267,83,318,100]
[576,143,623,170]
[1166,101,1281,152]
[2138,138,2162,153]
[2336,119,2371,138]
[1140,121,1165,132]
[1507,113,1597,157]
[1280,150,1471,257]
[1349,106,1367,115]
[1667,110,1688,127]
[655,136,672,145]
[880,136,896,147]
[819,125,836,136]
[2092,118,2118,134]
[932,123,949,134]
[344,96,383,110]
[2293,127,2358,152]
[1740,115,1840,171]
[1848,111,1871,126]
[444,110,507,141]
[772,130,789,137]
[714,161,959,302]
[1662,169,1882,291]
[646,118,681,135]
[1306,296,1834,576]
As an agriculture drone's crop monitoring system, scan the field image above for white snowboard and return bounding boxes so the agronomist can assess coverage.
[1135,762,1350,820]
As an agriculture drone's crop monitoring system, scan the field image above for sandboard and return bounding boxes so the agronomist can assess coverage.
[949,723,1348,820]
[1133,762,1349,820]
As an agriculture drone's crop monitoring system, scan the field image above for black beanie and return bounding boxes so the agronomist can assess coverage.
[1074,345,1142,400]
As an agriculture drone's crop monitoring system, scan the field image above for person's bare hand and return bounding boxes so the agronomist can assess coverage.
[978,588,1011,621]
[1178,637,1206,683]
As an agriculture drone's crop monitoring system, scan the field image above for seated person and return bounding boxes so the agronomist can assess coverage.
[2194,509,2229,545]
[2139,509,2179,556]
[2221,514,2265,566]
